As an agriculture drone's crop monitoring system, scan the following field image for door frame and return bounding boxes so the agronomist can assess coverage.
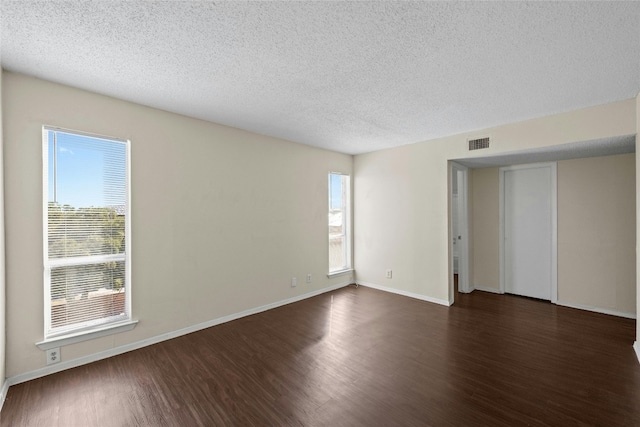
[450,162,470,297]
[499,162,558,302]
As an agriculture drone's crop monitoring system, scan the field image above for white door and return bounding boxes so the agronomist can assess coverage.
[502,163,557,301]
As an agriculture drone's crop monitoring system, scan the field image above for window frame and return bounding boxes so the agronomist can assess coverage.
[328,172,352,275]
[40,126,134,346]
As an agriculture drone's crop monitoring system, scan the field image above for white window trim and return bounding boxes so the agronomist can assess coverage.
[41,126,135,344]
[36,320,138,350]
[48,253,126,268]
[327,269,353,279]
[328,172,352,274]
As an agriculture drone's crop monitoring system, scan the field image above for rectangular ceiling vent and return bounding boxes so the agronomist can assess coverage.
[468,137,490,151]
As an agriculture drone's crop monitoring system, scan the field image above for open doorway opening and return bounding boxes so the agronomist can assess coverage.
[451,162,470,300]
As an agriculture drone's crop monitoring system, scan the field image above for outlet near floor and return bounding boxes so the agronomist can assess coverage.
[385,269,392,279]
[46,347,61,365]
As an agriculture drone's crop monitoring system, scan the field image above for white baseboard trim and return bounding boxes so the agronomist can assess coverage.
[634,342,640,364]
[472,286,503,294]
[0,379,9,413]
[455,285,474,294]
[357,281,451,307]
[7,281,351,388]
[555,301,636,319]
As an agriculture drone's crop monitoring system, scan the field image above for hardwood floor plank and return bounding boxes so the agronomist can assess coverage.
[1,285,639,426]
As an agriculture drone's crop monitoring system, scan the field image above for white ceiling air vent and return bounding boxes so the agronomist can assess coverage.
[468,137,490,151]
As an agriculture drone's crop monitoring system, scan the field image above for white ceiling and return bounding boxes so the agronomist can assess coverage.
[1,1,639,155]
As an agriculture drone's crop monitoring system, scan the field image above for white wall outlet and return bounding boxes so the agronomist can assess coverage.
[291,277,297,287]
[306,274,312,283]
[386,269,392,279]
[46,347,61,365]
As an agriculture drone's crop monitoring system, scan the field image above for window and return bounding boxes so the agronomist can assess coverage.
[43,127,131,340]
[328,173,351,274]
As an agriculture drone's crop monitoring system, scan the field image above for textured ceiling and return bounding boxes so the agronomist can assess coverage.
[1,1,639,155]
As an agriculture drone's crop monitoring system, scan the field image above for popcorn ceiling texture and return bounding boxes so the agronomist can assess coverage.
[1,1,639,154]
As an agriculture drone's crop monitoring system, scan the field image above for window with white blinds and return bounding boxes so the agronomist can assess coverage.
[328,173,351,273]
[43,127,131,339]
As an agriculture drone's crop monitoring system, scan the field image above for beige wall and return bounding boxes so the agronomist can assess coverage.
[557,154,636,315]
[354,142,451,301]
[470,168,500,291]
[354,98,636,304]
[3,72,352,377]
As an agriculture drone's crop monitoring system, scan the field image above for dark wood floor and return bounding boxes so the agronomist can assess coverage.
[2,285,639,426]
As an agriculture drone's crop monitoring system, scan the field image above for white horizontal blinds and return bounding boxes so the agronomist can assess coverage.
[48,206,126,258]
[45,128,128,337]
[329,173,349,272]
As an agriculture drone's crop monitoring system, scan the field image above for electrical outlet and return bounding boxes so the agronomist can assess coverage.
[46,347,61,365]
[306,274,312,283]
[291,277,297,287]
[386,269,392,279]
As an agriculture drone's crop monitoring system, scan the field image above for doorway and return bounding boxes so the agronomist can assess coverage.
[499,163,557,302]
[451,162,470,299]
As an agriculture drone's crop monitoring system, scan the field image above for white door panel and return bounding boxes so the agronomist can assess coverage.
[503,165,554,300]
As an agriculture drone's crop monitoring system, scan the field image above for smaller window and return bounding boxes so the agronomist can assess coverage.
[328,173,351,273]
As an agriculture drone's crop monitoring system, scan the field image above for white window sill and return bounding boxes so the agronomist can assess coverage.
[36,319,138,350]
[327,269,353,279]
